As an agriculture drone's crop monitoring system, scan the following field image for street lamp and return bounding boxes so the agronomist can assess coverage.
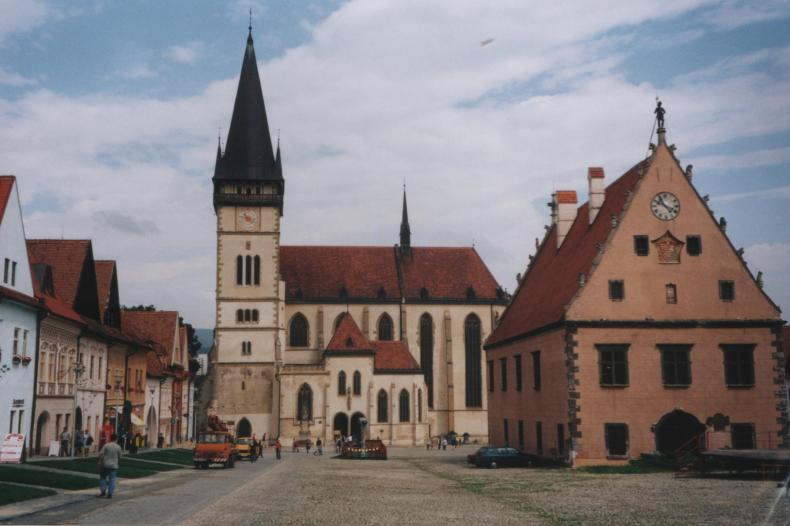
[71,360,85,459]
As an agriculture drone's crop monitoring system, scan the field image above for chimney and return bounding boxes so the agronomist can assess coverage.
[554,190,578,249]
[588,167,605,224]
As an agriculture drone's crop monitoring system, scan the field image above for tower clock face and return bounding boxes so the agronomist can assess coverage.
[650,192,680,221]
[237,208,259,231]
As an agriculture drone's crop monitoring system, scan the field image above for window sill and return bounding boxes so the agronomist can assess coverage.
[606,454,629,460]
[663,384,691,389]
[600,384,629,388]
[726,384,755,389]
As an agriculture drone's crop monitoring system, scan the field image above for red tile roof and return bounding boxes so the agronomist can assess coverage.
[122,310,178,358]
[399,247,503,302]
[486,161,646,348]
[280,245,504,303]
[371,340,420,372]
[95,260,115,321]
[325,312,374,353]
[0,176,15,225]
[281,246,400,301]
[325,312,421,372]
[26,239,91,307]
[555,190,578,204]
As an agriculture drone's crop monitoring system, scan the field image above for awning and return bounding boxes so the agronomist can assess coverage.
[131,413,145,426]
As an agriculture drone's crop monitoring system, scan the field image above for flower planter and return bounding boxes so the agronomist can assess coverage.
[11,355,22,365]
[21,356,32,366]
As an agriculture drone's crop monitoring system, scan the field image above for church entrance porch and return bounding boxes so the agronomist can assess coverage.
[333,412,349,438]
[654,410,706,454]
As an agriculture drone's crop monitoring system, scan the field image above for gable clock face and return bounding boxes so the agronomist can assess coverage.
[650,192,680,221]
[237,208,259,231]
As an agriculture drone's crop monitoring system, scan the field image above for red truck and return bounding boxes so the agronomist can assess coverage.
[193,416,238,469]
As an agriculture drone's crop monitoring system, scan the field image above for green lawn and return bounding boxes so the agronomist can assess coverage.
[0,481,57,506]
[34,457,163,479]
[134,449,194,466]
[121,458,183,471]
[0,465,96,490]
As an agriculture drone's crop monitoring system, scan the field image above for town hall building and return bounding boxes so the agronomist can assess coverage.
[208,29,507,445]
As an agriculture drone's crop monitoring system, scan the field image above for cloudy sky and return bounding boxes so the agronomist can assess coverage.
[1,0,789,327]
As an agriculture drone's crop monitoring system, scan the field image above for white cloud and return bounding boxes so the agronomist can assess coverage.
[115,63,158,80]
[705,0,790,29]
[0,0,50,45]
[0,66,36,86]
[695,146,790,172]
[711,185,790,204]
[2,0,790,326]
[164,41,204,65]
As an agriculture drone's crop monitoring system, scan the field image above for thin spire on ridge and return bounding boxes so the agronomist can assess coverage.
[400,185,411,253]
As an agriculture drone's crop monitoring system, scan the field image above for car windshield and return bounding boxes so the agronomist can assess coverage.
[237,438,251,445]
[476,447,491,455]
[198,434,226,444]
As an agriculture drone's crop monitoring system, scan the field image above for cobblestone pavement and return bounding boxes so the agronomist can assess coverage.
[6,446,790,525]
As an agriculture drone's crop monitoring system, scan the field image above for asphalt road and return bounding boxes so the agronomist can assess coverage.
[6,457,275,525]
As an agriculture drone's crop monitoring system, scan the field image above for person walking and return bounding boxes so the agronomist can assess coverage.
[84,430,94,457]
[250,435,259,462]
[274,439,282,460]
[441,436,448,451]
[305,440,312,455]
[97,433,122,499]
[157,432,164,449]
[315,438,323,456]
[59,427,70,457]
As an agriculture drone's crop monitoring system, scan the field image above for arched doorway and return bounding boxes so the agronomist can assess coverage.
[333,413,349,437]
[35,411,50,455]
[74,407,83,434]
[146,406,157,447]
[350,412,367,443]
[655,410,706,454]
[237,417,252,437]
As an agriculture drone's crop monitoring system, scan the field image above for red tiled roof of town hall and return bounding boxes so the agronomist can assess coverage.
[326,313,421,371]
[122,310,178,356]
[95,260,115,321]
[0,176,15,224]
[280,246,503,302]
[26,239,91,307]
[486,161,646,348]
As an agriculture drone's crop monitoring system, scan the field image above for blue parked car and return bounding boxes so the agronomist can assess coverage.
[467,447,539,468]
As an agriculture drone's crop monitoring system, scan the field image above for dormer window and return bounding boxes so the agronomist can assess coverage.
[294,287,303,300]
[420,287,429,300]
[377,286,386,300]
[339,285,348,299]
[466,286,476,300]
[346,337,354,347]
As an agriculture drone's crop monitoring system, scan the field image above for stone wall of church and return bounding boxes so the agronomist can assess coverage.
[214,363,275,438]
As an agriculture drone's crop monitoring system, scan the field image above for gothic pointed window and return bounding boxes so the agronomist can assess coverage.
[253,255,261,285]
[417,389,423,422]
[245,255,252,285]
[244,309,251,322]
[464,314,482,407]
[419,313,434,408]
[236,256,243,285]
[252,309,259,322]
[297,384,313,421]
[338,371,347,396]
[377,389,388,423]
[353,371,362,396]
[378,313,394,341]
[236,309,243,322]
[289,313,309,347]
[399,389,410,422]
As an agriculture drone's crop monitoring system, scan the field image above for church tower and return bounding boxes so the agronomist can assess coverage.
[211,27,285,437]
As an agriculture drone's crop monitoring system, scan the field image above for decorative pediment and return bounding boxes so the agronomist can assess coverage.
[651,230,684,264]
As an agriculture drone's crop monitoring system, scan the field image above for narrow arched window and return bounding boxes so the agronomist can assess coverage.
[378,313,394,341]
[399,389,410,422]
[244,309,251,322]
[465,314,482,407]
[338,371,347,395]
[253,255,261,285]
[245,255,252,285]
[419,313,434,408]
[418,389,423,422]
[289,313,309,347]
[377,389,388,423]
[297,384,313,421]
[236,309,243,322]
[252,309,259,322]
[236,256,243,285]
[353,371,361,395]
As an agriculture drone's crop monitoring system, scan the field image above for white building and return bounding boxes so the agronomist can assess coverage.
[0,176,39,453]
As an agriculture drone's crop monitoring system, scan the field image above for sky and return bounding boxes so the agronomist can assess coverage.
[1,0,789,328]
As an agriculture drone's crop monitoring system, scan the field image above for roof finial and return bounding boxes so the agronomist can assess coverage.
[249,7,253,34]
[400,184,411,254]
[654,97,665,130]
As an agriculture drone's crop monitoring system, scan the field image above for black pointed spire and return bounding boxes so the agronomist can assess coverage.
[214,135,223,179]
[400,186,411,253]
[215,29,280,183]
